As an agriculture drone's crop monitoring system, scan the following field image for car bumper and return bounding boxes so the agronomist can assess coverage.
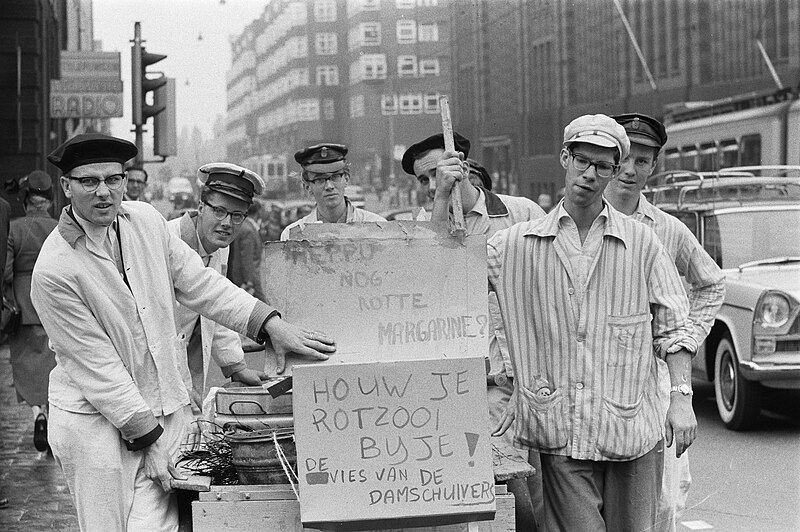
[740,360,800,381]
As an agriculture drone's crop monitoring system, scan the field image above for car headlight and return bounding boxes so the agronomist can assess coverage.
[758,293,790,328]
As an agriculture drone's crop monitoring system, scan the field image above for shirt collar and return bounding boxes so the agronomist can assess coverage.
[58,203,131,248]
[525,198,628,247]
[632,192,657,223]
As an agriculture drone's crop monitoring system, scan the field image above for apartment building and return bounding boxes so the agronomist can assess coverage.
[226,0,452,189]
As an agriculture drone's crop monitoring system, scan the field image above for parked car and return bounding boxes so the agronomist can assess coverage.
[645,166,800,430]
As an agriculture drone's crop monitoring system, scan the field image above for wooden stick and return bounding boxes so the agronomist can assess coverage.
[439,95,466,237]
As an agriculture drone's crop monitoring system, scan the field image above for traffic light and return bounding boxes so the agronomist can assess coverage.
[154,78,177,156]
[131,41,167,126]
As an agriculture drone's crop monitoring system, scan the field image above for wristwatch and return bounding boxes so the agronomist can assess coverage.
[670,383,693,396]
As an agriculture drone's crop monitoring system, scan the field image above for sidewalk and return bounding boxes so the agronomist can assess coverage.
[0,343,78,531]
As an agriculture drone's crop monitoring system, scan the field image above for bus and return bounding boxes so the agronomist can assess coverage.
[240,154,289,196]
[660,87,800,172]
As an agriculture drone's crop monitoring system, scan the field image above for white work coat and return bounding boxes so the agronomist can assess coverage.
[31,202,265,442]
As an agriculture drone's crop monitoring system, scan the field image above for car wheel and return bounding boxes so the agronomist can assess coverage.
[714,334,762,430]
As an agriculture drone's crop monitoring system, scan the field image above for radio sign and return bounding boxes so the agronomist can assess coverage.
[50,51,123,118]
[50,93,123,118]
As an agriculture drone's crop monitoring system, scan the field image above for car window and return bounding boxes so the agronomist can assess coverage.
[703,209,800,268]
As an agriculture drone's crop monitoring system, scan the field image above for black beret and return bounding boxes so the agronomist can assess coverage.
[47,133,137,174]
[612,113,668,149]
[466,159,492,191]
[294,143,348,174]
[401,132,470,175]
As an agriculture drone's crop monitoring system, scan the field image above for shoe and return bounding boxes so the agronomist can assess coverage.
[34,414,48,452]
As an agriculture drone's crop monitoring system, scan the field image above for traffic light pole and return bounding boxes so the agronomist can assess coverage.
[132,22,145,167]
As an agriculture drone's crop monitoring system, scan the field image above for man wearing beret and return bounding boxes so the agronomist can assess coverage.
[403,132,546,530]
[31,133,335,531]
[490,114,697,530]
[606,113,724,532]
[280,143,385,240]
[168,163,269,413]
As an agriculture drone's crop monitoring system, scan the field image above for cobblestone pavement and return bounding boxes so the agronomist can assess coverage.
[0,343,79,531]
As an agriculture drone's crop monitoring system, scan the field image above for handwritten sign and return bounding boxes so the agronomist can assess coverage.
[294,357,495,528]
[262,222,488,373]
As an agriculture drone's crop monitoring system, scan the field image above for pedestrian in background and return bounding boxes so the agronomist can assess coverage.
[466,158,493,190]
[281,143,385,240]
[606,113,725,532]
[4,171,58,453]
[228,201,266,301]
[491,114,697,531]
[123,166,149,202]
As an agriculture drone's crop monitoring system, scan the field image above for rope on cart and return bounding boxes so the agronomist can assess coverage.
[274,431,300,499]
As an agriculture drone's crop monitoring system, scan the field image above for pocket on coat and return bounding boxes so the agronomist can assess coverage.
[517,385,569,451]
[607,312,650,366]
[595,394,650,460]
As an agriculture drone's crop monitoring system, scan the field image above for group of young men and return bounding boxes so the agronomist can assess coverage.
[32,109,723,532]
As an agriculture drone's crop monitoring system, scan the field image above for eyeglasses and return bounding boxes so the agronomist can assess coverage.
[68,173,126,192]
[568,151,618,178]
[202,201,247,225]
[306,172,346,186]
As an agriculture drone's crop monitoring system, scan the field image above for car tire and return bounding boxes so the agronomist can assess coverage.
[714,334,762,430]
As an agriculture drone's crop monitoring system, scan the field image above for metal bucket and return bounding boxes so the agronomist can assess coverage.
[225,428,296,485]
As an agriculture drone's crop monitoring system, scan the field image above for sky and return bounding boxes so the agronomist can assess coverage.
[92,0,267,138]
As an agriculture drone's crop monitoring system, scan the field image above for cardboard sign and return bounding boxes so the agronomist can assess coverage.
[262,222,489,373]
[293,357,495,529]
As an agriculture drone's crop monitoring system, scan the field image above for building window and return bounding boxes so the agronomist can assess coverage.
[361,22,381,46]
[418,23,438,42]
[315,33,338,55]
[314,0,337,22]
[361,54,387,80]
[419,58,439,76]
[381,94,398,115]
[399,93,422,114]
[423,92,440,114]
[362,0,380,10]
[322,98,335,120]
[316,65,339,86]
[396,20,416,44]
[417,0,437,5]
[297,98,321,122]
[350,94,365,118]
[396,0,415,8]
[397,55,417,77]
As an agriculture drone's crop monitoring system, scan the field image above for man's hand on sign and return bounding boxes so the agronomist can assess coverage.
[231,367,268,386]
[143,436,186,493]
[264,316,336,374]
[492,390,517,438]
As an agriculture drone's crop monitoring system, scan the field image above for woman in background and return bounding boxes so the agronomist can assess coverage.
[5,171,58,452]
